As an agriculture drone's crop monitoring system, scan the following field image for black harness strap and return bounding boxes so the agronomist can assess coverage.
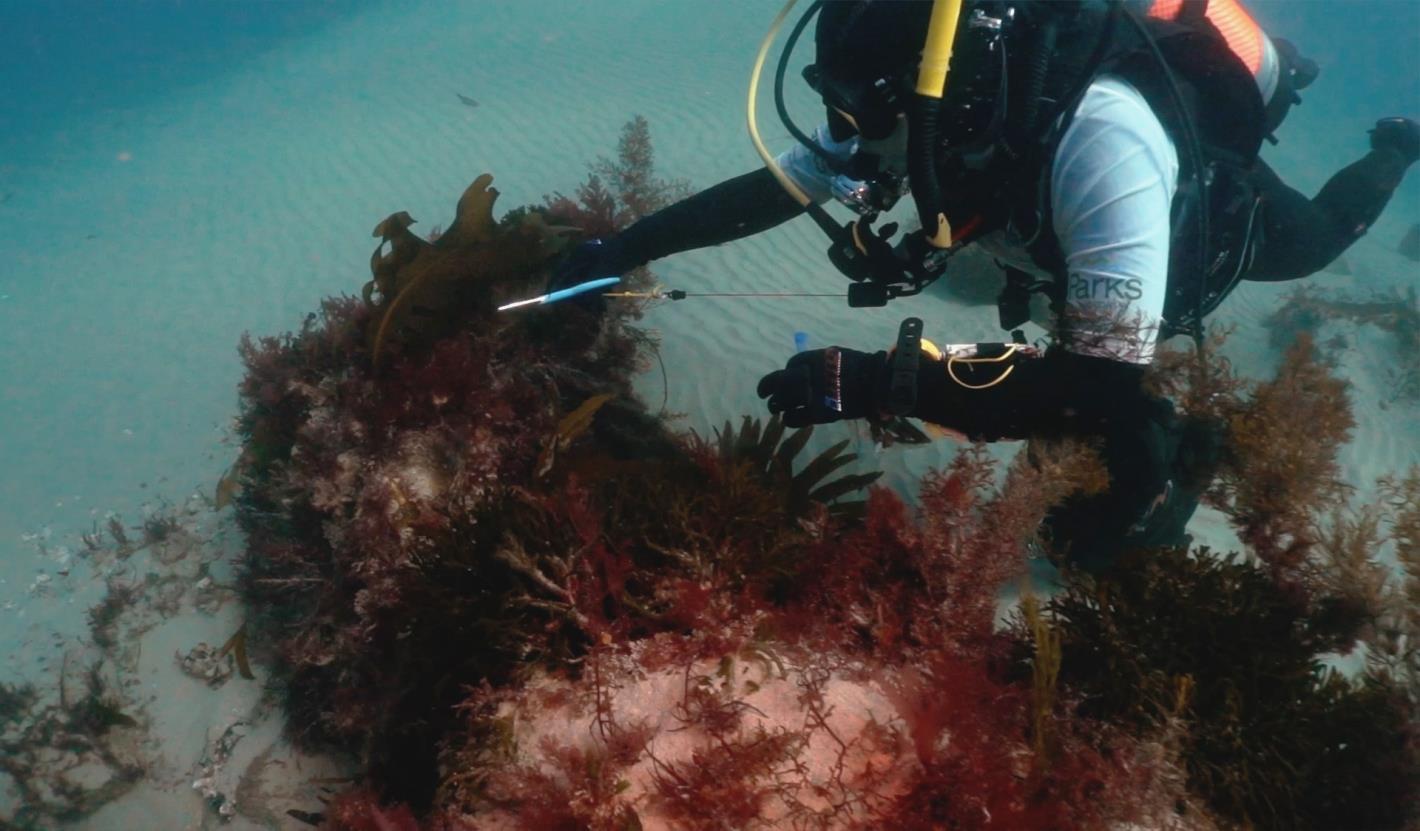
[1178,0,1211,24]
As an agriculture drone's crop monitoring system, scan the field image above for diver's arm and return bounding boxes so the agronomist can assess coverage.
[910,346,1159,440]
[554,121,856,287]
[603,168,805,272]
[1247,128,1416,282]
[757,340,1177,568]
[757,336,1161,441]
[602,125,856,273]
[548,166,806,295]
[762,77,1180,433]
[916,343,1207,567]
[1048,76,1179,364]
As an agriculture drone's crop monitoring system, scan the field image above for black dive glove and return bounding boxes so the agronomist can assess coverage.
[544,237,629,312]
[548,237,628,291]
[1370,117,1420,166]
[756,347,888,428]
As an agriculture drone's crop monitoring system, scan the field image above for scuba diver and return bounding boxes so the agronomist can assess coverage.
[553,0,1419,570]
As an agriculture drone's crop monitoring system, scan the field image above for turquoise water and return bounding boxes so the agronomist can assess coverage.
[1,1,1417,825]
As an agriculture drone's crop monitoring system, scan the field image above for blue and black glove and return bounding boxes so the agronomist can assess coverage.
[545,237,629,312]
[756,347,889,428]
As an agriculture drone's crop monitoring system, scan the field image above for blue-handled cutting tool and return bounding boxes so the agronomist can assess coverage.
[497,276,621,311]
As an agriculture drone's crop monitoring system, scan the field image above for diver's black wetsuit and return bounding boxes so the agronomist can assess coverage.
[559,1,1415,569]
[1247,148,1412,282]
[580,143,1408,570]
[597,169,805,275]
[600,145,1412,294]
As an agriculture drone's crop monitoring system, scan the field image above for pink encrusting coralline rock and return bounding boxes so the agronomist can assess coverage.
[464,633,923,830]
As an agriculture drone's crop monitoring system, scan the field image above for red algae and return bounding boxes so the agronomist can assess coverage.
[231,122,1416,830]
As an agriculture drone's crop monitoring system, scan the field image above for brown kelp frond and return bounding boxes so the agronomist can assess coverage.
[1021,592,1062,767]
[217,623,256,681]
[364,174,573,369]
[536,392,614,477]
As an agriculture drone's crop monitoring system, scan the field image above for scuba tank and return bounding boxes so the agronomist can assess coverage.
[756,0,1276,335]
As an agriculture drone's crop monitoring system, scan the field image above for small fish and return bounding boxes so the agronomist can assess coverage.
[456,93,479,108]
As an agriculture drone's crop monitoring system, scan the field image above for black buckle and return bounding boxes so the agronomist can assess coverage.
[848,283,889,307]
[833,222,955,308]
[885,317,924,416]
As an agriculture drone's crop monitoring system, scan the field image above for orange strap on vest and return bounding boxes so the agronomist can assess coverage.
[1147,0,1265,74]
